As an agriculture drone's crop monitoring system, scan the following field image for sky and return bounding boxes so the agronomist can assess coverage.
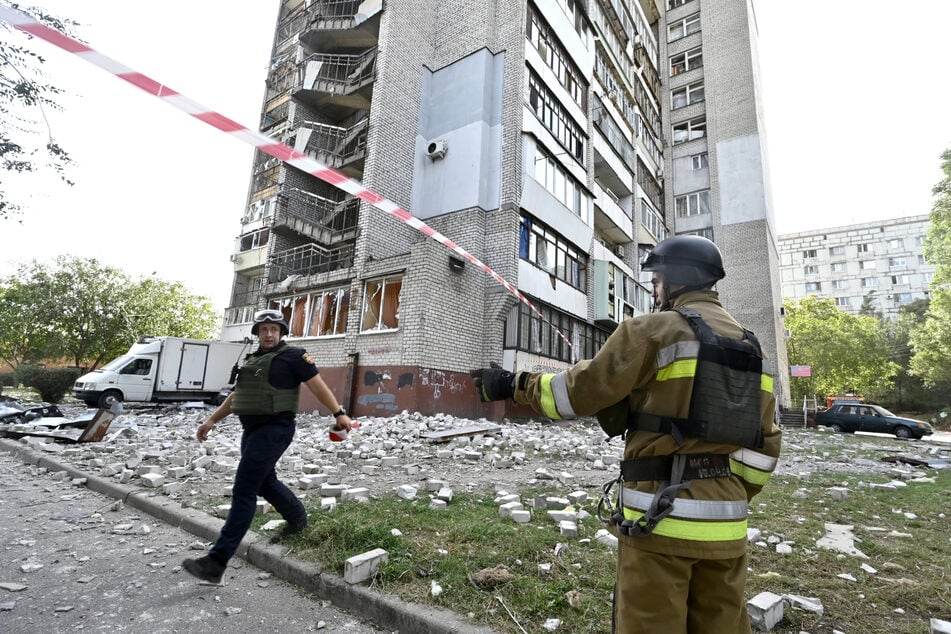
[2,1,951,313]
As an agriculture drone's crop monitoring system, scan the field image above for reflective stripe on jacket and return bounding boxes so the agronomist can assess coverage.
[514,290,782,559]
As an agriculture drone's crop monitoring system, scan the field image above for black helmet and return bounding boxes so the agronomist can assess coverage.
[641,235,725,287]
[251,309,289,336]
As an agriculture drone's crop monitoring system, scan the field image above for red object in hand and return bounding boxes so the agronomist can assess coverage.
[328,420,359,442]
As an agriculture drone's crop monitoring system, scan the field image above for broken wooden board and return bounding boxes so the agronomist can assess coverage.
[419,424,502,443]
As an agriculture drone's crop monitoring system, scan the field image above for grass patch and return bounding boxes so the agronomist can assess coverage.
[746,469,951,633]
[253,490,617,632]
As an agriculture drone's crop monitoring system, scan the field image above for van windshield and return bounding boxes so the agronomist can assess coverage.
[100,355,132,371]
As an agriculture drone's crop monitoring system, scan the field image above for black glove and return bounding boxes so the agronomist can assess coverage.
[470,362,516,402]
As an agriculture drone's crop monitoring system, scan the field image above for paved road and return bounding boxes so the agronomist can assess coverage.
[0,452,384,634]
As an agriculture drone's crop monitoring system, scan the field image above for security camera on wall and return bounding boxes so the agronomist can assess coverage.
[426,139,448,160]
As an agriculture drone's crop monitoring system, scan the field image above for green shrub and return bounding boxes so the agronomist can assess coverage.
[12,365,82,403]
[0,372,14,387]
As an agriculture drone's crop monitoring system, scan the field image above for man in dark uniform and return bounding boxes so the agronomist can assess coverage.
[182,309,353,583]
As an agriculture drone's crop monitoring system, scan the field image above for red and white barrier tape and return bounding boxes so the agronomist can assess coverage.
[0,4,573,349]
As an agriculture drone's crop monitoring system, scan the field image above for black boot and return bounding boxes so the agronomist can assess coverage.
[182,555,225,584]
[269,517,308,544]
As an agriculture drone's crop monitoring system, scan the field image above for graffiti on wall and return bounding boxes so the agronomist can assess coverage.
[356,392,397,412]
[364,371,392,392]
[419,369,464,399]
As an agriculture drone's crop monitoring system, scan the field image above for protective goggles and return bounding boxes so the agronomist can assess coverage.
[253,309,284,322]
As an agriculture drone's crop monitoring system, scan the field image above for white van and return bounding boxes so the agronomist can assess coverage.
[73,337,247,408]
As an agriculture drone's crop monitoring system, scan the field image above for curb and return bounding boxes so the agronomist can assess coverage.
[0,437,497,634]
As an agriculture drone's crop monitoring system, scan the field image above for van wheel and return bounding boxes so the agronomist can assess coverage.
[830,423,844,433]
[98,390,122,409]
[894,426,911,440]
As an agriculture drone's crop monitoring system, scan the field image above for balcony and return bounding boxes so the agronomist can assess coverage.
[298,0,383,53]
[293,118,368,177]
[268,243,356,283]
[594,181,634,244]
[271,188,360,245]
[294,48,377,114]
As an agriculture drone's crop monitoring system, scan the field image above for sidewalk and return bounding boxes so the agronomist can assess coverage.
[0,437,497,634]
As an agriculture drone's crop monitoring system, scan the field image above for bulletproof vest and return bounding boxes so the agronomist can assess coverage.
[230,349,300,416]
[608,308,764,448]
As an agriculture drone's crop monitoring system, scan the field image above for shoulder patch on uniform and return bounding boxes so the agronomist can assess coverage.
[302,352,315,365]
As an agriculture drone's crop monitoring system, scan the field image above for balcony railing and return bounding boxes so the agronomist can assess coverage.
[298,118,368,168]
[269,243,355,281]
[297,48,377,95]
[305,0,370,26]
[272,189,359,242]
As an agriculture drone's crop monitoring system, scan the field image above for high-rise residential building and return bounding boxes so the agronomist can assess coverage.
[221,0,789,419]
[778,215,933,318]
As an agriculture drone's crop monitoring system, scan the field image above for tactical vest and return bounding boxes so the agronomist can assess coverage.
[628,307,765,449]
[230,349,300,416]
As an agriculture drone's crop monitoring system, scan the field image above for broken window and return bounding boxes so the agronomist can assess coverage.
[309,287,350,336]
[239,228,269,252]
[361,277,402,332]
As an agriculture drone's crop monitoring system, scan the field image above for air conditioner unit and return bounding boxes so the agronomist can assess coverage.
[783,328,791,338]
[240,216,251,224]
[229,254,243,263]
[614,245,626,258]
[426,139,448,160]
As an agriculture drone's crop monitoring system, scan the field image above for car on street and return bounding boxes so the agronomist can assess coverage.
[815,402,934,439]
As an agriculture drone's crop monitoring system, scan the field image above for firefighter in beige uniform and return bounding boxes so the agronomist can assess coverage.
[472,235,782,632]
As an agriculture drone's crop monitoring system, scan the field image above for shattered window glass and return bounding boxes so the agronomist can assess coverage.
[361,277,402,332]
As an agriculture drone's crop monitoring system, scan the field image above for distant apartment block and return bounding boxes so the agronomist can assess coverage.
[778,215,933,318]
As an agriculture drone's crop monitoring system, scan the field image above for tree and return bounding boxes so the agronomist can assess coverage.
[0,256,220,370]
[910,149,951,386]
[878,299,947,411]
[0,278,57,369]
[1,6,76,220]
[784,295,899,403]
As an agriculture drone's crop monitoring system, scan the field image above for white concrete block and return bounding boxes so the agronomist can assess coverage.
[559,521,578,537]
[140,473,164,488]
[320,484,348,497]
[344,548,388,585]
[499,501,524,517]
[215,504,231,518]
[429,499,447,510]
[320,497,337,512]
[396,484,417,500]
[436,487,453,503]
[747,591,784,631]
[829,487,849,500]
[510,509,532,523]
[547,510,577,522]
[343,487,370,501]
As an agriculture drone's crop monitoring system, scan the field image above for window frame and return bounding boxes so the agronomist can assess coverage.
[668,13,700,41]
[670,46,702,76]
[672,116,706,145]
[675,190,711,217]
[360,276,402,333]
[671,80,704,109]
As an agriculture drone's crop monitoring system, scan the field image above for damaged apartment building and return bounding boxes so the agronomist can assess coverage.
[220,0,789,419]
